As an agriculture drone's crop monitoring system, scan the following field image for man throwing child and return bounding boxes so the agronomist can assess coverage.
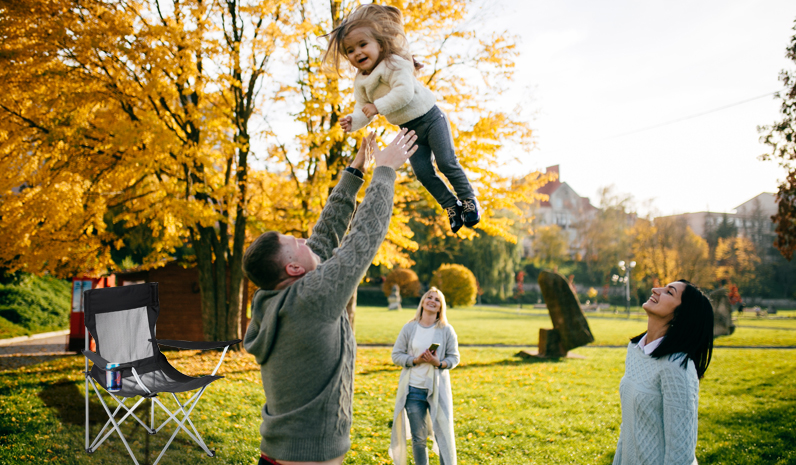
[242,129,418,465]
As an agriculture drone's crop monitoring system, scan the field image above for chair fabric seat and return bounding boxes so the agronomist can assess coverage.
[91,359,222,398]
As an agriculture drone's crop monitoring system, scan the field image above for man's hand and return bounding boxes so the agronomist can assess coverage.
[362,103,379,118]
[350,133,375,173]
[340,115,353,132]
[374,129,418,170]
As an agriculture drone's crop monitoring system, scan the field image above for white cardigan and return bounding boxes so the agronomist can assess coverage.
[613,341,700,465]
[348,55,437,132]
[389,321,460,465]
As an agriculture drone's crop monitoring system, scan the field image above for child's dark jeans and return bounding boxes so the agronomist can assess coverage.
[400,105,475,209]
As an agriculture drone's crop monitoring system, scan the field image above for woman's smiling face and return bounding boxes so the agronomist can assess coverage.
[642,281,686,320]
[422,291,441,314]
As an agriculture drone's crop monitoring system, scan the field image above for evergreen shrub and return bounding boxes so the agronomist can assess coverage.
[0,274,71,333]
[382,268,421,298]
[430,264,477,308]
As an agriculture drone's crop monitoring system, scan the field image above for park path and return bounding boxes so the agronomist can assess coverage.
[0,330,73,372]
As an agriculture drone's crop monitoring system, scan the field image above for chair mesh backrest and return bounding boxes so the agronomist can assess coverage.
[95,307,153,363]
[84,283,160,365]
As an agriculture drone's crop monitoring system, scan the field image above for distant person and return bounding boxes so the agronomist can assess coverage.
[389,287,460,465]
[613,280,714,465]
[737,303,744,315]
[243,129,418,465]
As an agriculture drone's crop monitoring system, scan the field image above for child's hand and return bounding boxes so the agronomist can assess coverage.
[340,115,352,132]
[362,103,379,118]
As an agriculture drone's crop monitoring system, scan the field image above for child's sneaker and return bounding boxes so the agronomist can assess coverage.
[461,198,481,227]
[445,201,465,233]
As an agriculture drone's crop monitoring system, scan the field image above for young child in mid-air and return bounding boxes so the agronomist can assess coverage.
[322,4,480,233]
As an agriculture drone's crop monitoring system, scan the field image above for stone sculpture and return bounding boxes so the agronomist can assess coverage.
[710,288,736,337]
[536,270,595,357]
[387,284,402,311]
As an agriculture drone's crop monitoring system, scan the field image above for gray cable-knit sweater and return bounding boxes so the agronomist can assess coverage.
[244,167,396,461]
[613,341,700,465]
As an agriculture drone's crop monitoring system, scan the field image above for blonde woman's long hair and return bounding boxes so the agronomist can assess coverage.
[412,287,448,328]
[321,4,421,76]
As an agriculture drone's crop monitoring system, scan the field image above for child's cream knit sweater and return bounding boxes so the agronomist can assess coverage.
[348,55,436,131]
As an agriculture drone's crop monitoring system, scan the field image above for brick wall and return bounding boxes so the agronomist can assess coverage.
[117,263,250,342]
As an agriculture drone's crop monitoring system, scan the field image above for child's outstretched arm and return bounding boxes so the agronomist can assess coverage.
[345,85,376,132]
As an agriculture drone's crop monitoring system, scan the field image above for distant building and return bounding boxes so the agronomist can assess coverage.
[658,192,777,250]
[523,165,598,257]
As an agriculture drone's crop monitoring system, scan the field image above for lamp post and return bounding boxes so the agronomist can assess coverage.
[618,260,636,318]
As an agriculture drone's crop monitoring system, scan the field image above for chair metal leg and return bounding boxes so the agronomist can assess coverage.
[151,396,206,447]
[150,388,214,465]
[84,369,89,453]
[90,397,126,451]
[87,378,141,465]
[84,328,90,453]
[171,392,211,454]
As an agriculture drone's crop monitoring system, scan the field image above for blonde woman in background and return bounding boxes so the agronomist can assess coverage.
[389,287,460,465]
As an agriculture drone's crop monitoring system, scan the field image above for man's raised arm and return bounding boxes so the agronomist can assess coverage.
[293,130,417,318]
[306,134,376,261]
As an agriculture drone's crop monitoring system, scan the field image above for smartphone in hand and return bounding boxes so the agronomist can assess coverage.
[428,343,440,353]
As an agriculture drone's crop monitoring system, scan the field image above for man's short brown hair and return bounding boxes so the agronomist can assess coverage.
[242,231,285,290]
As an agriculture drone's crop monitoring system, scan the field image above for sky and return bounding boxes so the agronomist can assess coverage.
[485,0,796,216]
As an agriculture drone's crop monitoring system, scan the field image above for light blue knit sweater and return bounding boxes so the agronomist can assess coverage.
[613,341,700,465]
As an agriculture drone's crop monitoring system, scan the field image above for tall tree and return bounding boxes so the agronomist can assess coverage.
[759,18,796,260]
[0,0,548,338]
[0,0,296,342]
[530,225,569,271]
[631,217,712,287]
[575,185,635,285]
[704,213,738,254]
[715,236,761,294]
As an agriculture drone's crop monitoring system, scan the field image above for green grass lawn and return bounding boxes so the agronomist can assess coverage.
[356,306,796,347]
[2,306,795,464]
[734,318,796,329]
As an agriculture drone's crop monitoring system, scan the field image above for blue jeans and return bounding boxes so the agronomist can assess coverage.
[400,105,475,209]
[405,386,446,465]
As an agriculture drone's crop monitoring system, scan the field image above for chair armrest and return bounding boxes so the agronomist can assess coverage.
[82,350,132,371]
[150,339,242,351]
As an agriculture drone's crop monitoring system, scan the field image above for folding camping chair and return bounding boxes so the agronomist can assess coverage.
[81,283,241,465]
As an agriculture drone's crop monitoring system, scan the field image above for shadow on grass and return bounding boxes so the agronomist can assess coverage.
[455,356,568,370]
[700,400,796,464]
[0,354,71,373]
[37,378,209,465]
[357,356,568,376]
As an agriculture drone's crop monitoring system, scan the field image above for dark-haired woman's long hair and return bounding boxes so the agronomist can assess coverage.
[631,280,714,379]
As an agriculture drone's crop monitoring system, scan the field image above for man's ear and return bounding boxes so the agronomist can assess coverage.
[284,262,306,277]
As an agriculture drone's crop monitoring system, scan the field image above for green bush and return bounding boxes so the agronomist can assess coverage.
[0,274,71,333]
[430,263,477,308]
[382,268,421,298]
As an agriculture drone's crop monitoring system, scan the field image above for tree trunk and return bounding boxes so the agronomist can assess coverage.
[194,229,218,342]
[193,225,245,344]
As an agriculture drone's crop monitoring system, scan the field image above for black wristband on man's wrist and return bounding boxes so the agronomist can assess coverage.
[344,166,364,178]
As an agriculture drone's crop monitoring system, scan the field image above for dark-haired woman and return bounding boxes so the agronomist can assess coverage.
[613,280,714,465]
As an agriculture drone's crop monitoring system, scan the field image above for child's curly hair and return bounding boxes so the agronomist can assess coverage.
[321,4,422,76]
